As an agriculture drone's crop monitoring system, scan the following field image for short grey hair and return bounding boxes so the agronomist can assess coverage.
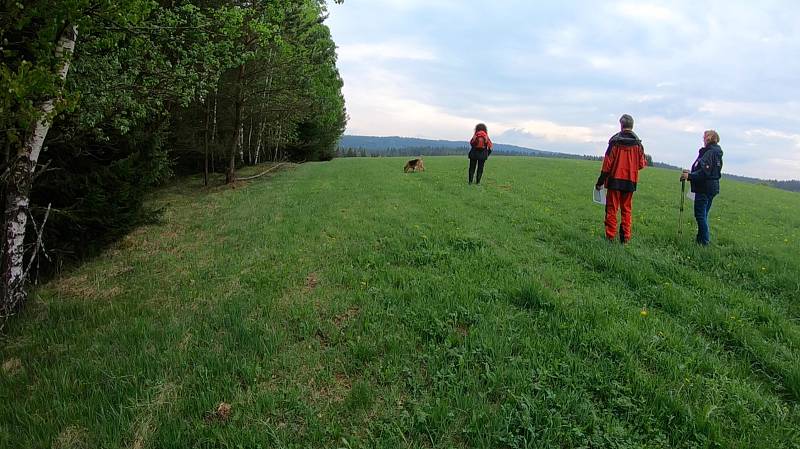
[619,114,634,130]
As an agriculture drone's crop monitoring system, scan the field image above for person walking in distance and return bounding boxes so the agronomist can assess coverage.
[468,123,493,185]
[595,114,647,244]
[681,130,723,245]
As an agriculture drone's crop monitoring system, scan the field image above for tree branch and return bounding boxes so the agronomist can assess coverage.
[236,162,289,181]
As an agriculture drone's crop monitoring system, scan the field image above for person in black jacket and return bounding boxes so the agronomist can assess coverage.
[681,130,723,245]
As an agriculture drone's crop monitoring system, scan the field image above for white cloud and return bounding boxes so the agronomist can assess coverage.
[543,26,580,58]
[345,94,475,140]
[588,56,614,70]
[362,0,459,11]
[504,120,604,144]
[727,158,800,181]
[615,3,681,22]
[744,129,800,148]
[341,65,476,139]
[699,101,800,121]
[631,94,667,103]
[638,116,704,135]
[338,41,437,62]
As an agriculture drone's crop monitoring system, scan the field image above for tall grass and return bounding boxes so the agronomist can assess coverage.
[1,157,798,448]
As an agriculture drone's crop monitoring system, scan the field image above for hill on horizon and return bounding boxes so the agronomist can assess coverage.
[339,135,800,192]
[338,134,572,158]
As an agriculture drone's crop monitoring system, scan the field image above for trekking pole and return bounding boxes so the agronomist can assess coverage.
[678,178,686,238]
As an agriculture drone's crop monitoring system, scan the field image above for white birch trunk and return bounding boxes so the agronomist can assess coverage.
[238,122,245,164]
[274,124,281,161]
[211,93,218,144]
[226,64,245,183]
[254,120,266,164]
[259,59,272,165]
[210,90,218,174]
[246,117,253,165]
[2,25,77,320]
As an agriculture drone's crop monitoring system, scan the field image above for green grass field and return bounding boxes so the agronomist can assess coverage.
[2,156,799,449]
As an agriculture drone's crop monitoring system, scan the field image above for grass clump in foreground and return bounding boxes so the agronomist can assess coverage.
[1,156,799,449]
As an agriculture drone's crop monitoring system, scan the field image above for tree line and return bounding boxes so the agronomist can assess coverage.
[338,146,654,166]
[0,0,346,327]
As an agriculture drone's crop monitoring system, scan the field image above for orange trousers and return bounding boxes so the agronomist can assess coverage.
[605,190,634,241]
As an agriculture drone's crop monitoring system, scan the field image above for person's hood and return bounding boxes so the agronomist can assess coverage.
[698,143,722,158]
[609,130,641,145]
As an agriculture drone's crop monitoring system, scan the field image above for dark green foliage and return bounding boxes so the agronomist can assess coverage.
[2,0,347,278]
[172,0,347,168]
[31,122,172,268]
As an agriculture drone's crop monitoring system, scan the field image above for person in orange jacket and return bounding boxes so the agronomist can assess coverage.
[595,114,647,243]
[468,123,493,184]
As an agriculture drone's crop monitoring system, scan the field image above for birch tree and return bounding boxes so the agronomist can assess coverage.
[0,0,346,326]
[0,1,241,324]
[1,24,77,320]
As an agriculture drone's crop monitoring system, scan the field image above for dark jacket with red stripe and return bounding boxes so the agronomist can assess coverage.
[596,130,647,192]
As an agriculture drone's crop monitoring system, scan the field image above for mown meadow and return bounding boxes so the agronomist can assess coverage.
[2,156,799,448]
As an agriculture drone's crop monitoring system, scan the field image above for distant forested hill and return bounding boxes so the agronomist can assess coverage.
[338,135,798,193]
[724,175,800,192]
[338,135,588,159]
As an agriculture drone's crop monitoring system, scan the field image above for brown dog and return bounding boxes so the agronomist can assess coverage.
[404,158,425,173]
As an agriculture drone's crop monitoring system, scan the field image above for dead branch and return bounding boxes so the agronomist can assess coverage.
[24,203,52,278]
[237,162,289,181]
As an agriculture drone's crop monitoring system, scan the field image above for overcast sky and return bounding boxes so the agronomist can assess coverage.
[326,0,800,180]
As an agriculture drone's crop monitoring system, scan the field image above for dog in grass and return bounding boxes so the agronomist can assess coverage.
[404,157,425,173]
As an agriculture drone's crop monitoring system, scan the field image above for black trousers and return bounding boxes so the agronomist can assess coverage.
[468,158,486,184]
